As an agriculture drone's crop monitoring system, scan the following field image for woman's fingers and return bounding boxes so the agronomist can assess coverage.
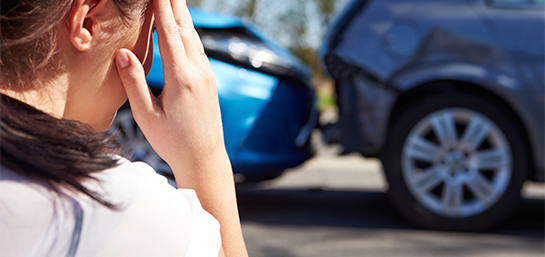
[153,0,188,71]
[170,0,206,60]
[115,49,159,122]
[171,0,193,31]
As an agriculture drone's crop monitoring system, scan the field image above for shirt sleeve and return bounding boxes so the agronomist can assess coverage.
[177,189,222,257]
[85,160,223,257]
[119,160,222,257]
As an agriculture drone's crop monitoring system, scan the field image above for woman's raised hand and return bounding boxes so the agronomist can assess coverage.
[115,0,223,169]
[115,0,248,256]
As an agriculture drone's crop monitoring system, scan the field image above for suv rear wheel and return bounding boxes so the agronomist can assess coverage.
[382,92,529,230]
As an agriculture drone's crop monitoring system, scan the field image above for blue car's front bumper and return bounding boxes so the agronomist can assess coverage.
[211,58,316,178]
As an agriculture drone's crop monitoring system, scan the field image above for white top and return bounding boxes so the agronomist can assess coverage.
[0,158,221,257]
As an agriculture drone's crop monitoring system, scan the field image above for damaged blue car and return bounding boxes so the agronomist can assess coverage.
[112,9,318,183]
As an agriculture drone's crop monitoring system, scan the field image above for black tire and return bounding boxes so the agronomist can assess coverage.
[381,92,529,231]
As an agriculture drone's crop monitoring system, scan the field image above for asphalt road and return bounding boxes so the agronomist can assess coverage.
[236,148,545,257]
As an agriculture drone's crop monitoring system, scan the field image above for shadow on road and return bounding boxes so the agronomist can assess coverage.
[236,186,545,238]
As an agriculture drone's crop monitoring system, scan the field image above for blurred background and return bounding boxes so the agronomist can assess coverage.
[189,0,545,256]
[186,0,348,112]
[114,0,545,256]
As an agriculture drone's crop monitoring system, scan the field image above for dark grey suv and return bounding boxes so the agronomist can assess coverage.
[320,0,544,230]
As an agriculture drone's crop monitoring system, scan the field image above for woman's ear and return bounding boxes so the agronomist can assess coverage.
[67,0,103,51]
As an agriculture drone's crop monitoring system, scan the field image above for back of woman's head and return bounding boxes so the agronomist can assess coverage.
[1,0,148,207]
[1,0,142,89]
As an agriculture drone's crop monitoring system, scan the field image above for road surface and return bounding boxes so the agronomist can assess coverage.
[236,137,545,257]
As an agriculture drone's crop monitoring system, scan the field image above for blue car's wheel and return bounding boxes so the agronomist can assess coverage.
[382,92,529,230]
[110,108,173,177]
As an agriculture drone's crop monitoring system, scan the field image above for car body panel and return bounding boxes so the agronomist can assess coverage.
[211,58,314,176]
[321,0,544,180]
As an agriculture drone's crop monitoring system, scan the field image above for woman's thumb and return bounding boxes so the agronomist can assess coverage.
[115,49,156,120]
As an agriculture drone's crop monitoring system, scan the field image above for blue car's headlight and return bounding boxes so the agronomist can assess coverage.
[197,26,309,85]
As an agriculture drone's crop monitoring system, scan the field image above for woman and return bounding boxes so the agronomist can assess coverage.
[0,0,248,256]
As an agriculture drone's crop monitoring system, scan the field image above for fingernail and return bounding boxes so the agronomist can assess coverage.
[116,51,130,69]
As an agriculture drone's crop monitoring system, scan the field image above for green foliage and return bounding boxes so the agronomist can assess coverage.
[187,0,202,7]
[277,1,308,47]
[317,89,337,111]
[289,46,320,74]
[315,0,337,26]
[235,0,259,21]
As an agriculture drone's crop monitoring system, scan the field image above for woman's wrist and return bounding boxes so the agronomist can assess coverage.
[169,147,248,257]
[168,146,230,182]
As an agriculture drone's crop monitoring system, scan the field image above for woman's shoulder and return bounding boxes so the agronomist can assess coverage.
[0,159,221,257]
[87,158,221,257]
[96,156,166,184]
[0,166,62,257]
[84,157,180,203]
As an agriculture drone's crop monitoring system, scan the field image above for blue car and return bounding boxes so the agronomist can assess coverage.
[112,9,318,182]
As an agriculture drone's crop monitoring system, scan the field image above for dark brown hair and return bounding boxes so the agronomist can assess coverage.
[1,94,122,207]
[1,0,147,206]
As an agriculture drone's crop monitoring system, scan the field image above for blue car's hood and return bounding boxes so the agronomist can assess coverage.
[190,9,301,64]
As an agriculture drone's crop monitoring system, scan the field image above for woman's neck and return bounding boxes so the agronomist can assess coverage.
[0,74,70,119]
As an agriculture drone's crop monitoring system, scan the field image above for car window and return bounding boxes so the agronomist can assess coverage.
[487,0,545,8]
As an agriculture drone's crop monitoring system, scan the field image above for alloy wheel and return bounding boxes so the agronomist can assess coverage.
[401,108,512,218]
[110,109,173,176]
